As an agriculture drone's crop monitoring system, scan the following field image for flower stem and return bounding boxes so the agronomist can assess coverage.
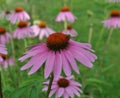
[88,24,93,43]
[0,72,3,98]
[9,24,16,66]
[99,28,114,66]
[95,27,105,49]
[46,73,54,98]
[24,38,28,48]
[106,28,113,46]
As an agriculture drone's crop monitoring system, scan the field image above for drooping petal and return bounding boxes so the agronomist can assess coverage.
[44,51,55,78]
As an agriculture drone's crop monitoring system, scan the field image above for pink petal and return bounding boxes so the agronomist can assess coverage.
[53,52,62,78]
[44,51,55,78]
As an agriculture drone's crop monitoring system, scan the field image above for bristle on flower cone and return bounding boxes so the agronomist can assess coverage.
[38,21,46,28]
[0,28,6,35]
[61,6,70,12]
[18,21,28,28]
[47,33,70,51]
[15,7,24,12]
[57,78,69,88]
[110,10,120,17]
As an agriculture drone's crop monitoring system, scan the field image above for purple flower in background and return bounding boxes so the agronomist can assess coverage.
[9,7,30,24]
[56,6,77,22]
[42,75,82,98]
[103,10,120,28]
[31,21,55,40]
[0,44,7,62]
[0,10,12,21]
[19,33,97,78]
[13,21,34,39]
[0,54,14,69]
[0,27,11,44]
[62,25,78,37]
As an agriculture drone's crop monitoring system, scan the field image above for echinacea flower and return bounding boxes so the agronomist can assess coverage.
[0,54,14,69]
[19,33,97,78]
[102,10,120,28]
[56,6,77,23]
[108,0,120,2]
[31,21,55,40]
[13,21,34,39]
[0,10,11,20]
[42,75,82,98]
[62,25,77,37]
[0,27,11,44]
[9,7,30,24]
[0,44,7,61]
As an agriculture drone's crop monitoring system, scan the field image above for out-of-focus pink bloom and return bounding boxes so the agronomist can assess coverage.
[42,75,82,98]
[56,6,77,23]
[13,21,34,39]
[31,21,55,40]
[0,27,11,44]
[0,54,14,69]
[108,0,120,2]
[0,10,12,21]
[19,33,97,78]
[103,10,120,28]
[0,44,7,62]
[62,25,78,37]
[9,7,30,24]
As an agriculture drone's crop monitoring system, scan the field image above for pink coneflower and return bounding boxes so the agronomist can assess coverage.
[103,10,120,28]
[19,33,97,78]
[56,6,77,22]
[0,44,7,62]
[0,54,14,69]
[9,7,30,24]
[0,27,11,44]
[13,21,34,39]
[62,25,78,37]
[42,75,82,98]
[0,10,11,20]
[31,21,55,40]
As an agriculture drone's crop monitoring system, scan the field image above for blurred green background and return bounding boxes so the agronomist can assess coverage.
[0,0,120,98]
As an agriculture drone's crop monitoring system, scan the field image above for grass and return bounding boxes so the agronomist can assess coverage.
[0,0,120,98]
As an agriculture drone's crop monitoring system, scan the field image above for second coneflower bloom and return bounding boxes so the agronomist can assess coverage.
[0,10,11,21]
[19,33,97,78]
[31,21,55,40]
[0,27,11,44]
[42,75,82,98]
[0,54,14,69]
[13,21,34,39]
[9,7,30,24]
[103,10,120,28]
[62,25,78,37]
[56,6,77,23]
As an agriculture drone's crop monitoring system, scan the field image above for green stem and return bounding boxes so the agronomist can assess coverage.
[0,72,3,98]
[99,28,114,66]
[88,24,93,43]
[24,38,28,48]
[46,73,54,98]
[106,28,113,46]
[9,24,16,66]
[95,27,105,49]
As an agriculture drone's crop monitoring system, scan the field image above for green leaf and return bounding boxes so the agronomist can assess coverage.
[10,85,30,98]
[29,86,38,98]
[85,78,112,87]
